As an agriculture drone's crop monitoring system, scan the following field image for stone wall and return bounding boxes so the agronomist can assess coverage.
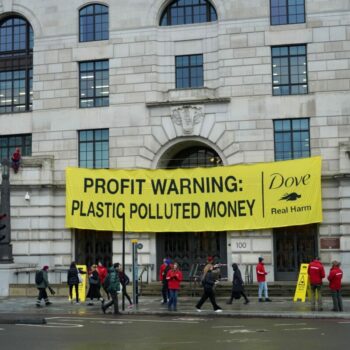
[0,0,349,285]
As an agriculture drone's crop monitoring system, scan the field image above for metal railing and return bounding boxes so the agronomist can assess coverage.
[244,264,254,285]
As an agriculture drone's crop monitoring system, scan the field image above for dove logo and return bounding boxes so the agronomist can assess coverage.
[268,172,311,190]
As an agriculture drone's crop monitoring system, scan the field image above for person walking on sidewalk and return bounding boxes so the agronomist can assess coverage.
[196,264,222,313]
[35,265,53,307]
[102,263,121,315]
[166,262,183,311]
[226,263,249,305]
[97,261,110,301]
[116,263,133,308]
[327,260,343,312]
[160,258,171,304]
[67,261,81,304]
[308,256,325,311]
[256,257,271,302]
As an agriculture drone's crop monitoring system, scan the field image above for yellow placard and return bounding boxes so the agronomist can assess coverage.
[70,265,87,302]
[65,157,322,232]
[293,263,311,302]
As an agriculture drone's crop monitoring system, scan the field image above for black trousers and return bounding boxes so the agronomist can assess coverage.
[196,288,221,311]
[37,288,48,304]
[122,284,132,305]
[69,284,79,302]
[162,282,169,302]
[229,289,249,303]
[104,291,119,314]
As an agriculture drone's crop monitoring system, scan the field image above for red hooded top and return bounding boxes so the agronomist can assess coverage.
[97,265,108,284]
[307,259,325,285]
[166,268,183,290]
[256,262,267,282]
[327,266,343,290]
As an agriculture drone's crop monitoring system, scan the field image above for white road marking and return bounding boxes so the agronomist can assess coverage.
[156,341,198,345]
[274,323,307,326]
[173,317,204,322]
[283,327,318,331]
[217,338,271,344]
[225,329,268,334]
[338,321,350,324]
[16,322,83,329]
[212,325,244,328]
[0,328,4,331]
[46,316,198,324]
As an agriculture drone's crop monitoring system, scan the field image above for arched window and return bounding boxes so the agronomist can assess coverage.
[160,0,217,26]
[0,16,33,113]
[167,146,221,168]
[79,4,109,42]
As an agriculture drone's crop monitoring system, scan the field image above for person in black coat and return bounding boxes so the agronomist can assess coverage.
[195,264,222,312]
[86,264,102,305]
[67,261,80,304]
[115,263,133,307]
[226,263,249,305]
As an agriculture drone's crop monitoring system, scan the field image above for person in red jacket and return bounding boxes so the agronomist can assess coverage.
[97,261,110,300]
[256,257,271,302]
[166,262,183,312]
[328,260,343,312]
[307,257,325,311]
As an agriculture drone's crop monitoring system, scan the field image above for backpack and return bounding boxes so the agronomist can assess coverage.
[35,270,44,284]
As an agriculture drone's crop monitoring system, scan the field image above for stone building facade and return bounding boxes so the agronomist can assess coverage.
[0,0,350,295]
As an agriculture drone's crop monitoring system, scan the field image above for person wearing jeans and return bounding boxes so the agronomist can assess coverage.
[166,263,183,311]
[256,257,271,302]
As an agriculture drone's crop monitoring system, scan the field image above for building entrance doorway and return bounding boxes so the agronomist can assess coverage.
[157,231,227,280]
[75,229,112,268]
[274,224,317,281]
[156,142,227,280]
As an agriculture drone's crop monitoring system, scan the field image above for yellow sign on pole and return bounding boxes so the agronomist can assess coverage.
[70,264,87,302]
[293,263,310,302]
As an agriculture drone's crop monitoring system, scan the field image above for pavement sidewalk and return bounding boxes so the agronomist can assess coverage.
[0,295,349,322]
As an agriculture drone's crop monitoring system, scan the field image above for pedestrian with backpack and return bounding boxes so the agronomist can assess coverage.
[101,263,121,314]
[35,265,53,307]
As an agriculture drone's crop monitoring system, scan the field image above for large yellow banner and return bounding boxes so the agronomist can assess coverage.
[65,157,322,232]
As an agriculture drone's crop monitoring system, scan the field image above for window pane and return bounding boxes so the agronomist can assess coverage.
[175,54,203,89]
[160,0,217,26]
[272,44,307,96]
[79,129,109,168]
[80,5,109,42]
[274,118,309,160]
[80,60,109,108]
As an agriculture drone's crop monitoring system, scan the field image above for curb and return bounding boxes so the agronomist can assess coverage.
[119,310,350,320]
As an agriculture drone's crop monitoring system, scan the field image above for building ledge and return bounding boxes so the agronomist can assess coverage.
[146,87,231,107]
